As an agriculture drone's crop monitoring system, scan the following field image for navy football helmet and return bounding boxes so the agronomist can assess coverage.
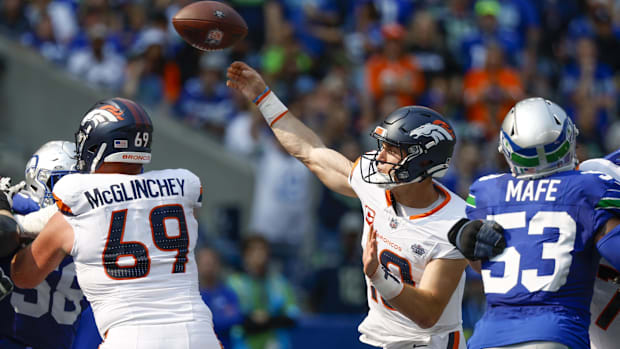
[75,97,153,173]
[362,106,456,188]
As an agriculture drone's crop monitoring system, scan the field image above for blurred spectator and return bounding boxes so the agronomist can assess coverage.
[568,0,620,71]
[227,235,299,349]
[123,27,181,106]
[20,12,66,63]
[365,23,425,107]
[407,10,461,82]
[25,0,78,45]
[437,0,478,61]
[248,137,314,264]
[460,0,521,69]
[0,0,30,38]
[463,41,523,139]
[174,51,236,138]
[560,36,615,156]
[197,246,243,349]
[261,20,312,99]
[308,211,368,314]
[66,23,126,90]
[224,105,269,158]
[440,132,496,198]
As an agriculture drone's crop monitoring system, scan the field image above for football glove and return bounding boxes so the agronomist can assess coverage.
[448,218,506,261]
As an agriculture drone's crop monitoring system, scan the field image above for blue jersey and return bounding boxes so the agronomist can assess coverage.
[465,170,620,349]
[0,256,89,349]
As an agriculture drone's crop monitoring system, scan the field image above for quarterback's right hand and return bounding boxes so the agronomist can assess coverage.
[448,219,506,261]
[226,61,268,102]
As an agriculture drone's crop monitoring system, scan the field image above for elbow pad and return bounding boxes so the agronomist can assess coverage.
[597,223,620,272]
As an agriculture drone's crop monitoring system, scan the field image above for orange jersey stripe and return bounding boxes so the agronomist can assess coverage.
[349,157,361,181]
[53,193,74,215]
[408,183,451,220]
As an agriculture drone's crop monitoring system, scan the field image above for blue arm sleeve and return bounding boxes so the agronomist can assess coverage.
[597,223,620,272]
[11,193,40,214]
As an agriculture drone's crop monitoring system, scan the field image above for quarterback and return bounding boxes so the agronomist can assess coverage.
[461,98,620,349]
[10,98,219,349]
[226,61,503,349]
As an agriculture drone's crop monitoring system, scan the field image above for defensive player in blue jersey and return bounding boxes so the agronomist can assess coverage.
[0,141,90,349]
[449,97,620,349]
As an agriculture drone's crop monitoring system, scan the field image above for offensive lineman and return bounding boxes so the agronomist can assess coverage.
[226,61,503,348]
[10,98,219,349]
[459,98,620,349]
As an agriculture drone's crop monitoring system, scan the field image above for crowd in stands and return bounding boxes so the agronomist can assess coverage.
[2,0,620,346]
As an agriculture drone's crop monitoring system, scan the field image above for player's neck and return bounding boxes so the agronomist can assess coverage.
[391,178,439,209]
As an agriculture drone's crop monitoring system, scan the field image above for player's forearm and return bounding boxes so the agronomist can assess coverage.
[271,111,327,166]
[389,286,446,329]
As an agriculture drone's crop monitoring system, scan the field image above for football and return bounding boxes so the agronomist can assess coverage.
[172,1,248,51]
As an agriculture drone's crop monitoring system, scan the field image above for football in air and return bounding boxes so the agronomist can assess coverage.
[172,1,248,51]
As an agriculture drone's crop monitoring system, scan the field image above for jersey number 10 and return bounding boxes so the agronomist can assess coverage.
[102,204,190,280]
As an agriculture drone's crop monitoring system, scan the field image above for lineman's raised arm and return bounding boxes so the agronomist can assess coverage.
[226,61,356,198]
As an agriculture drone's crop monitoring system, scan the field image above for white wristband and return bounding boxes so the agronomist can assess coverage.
[254,87,288,127]
[370,264,404,300]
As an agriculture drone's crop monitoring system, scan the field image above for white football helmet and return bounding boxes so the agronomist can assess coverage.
[24,141,77,207]
[499,97,579,179]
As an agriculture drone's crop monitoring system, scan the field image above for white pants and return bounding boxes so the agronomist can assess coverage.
[486,342,569,349]
[383,330,465,349]
[98,321,221,349]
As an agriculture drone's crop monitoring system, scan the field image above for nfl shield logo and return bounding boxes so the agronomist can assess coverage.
[389,218,398,229]
[205,29,224,46]
[214,10,226,18]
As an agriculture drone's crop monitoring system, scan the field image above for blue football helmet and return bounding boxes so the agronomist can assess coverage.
[24,140,77,207]
[362,106,456,188]
[499,97,579,179]
[75,97,153,173]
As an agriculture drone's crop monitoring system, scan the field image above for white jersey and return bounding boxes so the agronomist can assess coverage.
[579,158,620,349]
[53,169,212,338]
[350,156,466,347]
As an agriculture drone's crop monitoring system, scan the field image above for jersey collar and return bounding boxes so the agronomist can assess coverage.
[385,181,451,220]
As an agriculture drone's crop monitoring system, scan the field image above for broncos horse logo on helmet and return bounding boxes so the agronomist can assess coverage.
[362,106,456,188]
[75,97,153,173]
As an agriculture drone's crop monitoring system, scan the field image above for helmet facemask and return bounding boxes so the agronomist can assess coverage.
[24,141,77,207]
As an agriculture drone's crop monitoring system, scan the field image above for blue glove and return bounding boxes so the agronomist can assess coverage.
[448,219,506,261]
[12,193,40,215]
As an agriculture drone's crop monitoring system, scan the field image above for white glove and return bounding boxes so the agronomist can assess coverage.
[14,205,58,239]
[0,178,26,207]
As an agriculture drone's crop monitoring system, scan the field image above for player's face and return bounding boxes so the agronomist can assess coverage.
[376,142,403,174]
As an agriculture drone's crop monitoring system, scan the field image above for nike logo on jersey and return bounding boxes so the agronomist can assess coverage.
[505,179,560,202]
[85,177,186,209]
